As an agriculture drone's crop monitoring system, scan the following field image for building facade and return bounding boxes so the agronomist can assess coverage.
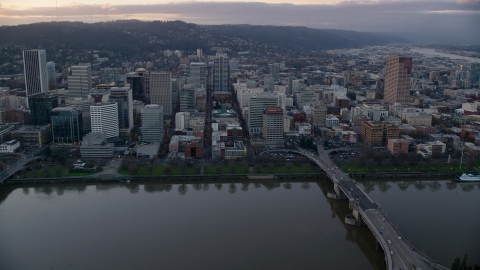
[23,50,49,106]
[361,121,400,146]
[187,62,206,87]
[46,61,56,86]
[180,85,196,112]
[311,104,327,129]
[248,93,278,135]
[213,53,229,92]
[51,107,83,144]
[149,72,172,115]
[384,56,412,104]
[90,102,119,139]
[109,86,134,137]
[28,94,59,125]
[141,104,164,143]
[80,133,114,158]
[262,106,284,148]
[68,65,92,98]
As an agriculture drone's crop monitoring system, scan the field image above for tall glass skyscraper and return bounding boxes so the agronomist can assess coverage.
[28,93,59,125]
[51,107,83,144]
[23,50,49,106]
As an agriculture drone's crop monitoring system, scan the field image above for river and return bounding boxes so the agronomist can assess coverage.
[410,47,480,63]
[0,179,478,269]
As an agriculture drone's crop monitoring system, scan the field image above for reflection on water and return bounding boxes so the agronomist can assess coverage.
[360,179,480,266]
[0,180,384,270]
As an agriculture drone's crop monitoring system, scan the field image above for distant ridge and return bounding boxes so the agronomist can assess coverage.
[0,20,406,55]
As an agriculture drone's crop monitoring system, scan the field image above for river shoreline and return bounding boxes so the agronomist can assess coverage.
[1,170,464,185]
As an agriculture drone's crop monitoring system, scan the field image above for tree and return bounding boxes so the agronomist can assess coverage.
[365,159,376,169]
[147,164,154,175]
[163,166,172,174]
[254,164,261,173]
[228,160,236,174]
[451,257,461,270]
[267,162,274,173]
[285,162,293,173]
[302,163,311,171]
[380,159,392,168]
[44,146,51,156]
[58,155,66,165]
[215,165,223,174]
[128,163,138,175]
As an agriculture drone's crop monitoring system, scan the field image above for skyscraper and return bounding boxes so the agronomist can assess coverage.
[262,106,284,148]
[187,62,206,87]
[23,50,49,106]
[46,62,56,86]
[68,64,92,98]
[384,56,412,104]
[28,93,59,125]
[248,93,279,135]
[179,85,196,112]
[141,104,164,143]
[51,107,83,144]
[109,85,134,137]
[99,68,118,84]
[150,72,172,115]
[90,102,119,139]
[213,53,229,92]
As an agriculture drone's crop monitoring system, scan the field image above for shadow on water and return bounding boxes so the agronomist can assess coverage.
[1,179,388,269]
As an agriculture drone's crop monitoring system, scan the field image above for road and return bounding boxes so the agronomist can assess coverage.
[0,146,45,184]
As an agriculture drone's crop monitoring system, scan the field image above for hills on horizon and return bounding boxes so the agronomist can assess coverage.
[0,20,407,56]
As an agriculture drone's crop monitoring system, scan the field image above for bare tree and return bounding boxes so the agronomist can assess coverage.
[128,163,138,175]
[147,164,154,175]
[163,166,172,174]
[228,160,236,174]
[267,162,274,173]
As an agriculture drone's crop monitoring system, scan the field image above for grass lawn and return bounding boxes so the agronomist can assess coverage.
[205,164,249,174]
[339,163,466,173]
[257,164,318,174]
[118,164,198,175]
[66,171,97,177]
[26,165,68,178]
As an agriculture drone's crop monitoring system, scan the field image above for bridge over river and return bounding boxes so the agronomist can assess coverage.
[261,143,448,270]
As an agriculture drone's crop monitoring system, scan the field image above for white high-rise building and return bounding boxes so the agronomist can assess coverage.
[69,64,92,98]
[141,104,164,143]
[175,112,190,130]
[248,93,279,135]
[23,50,48,106]
[213,52,229,92]
[90,102,119,139]
[236,87,264,108]
[187,62,206,87]
[109,85,134,137]
[150,72,172,115]
[46,61,56,86]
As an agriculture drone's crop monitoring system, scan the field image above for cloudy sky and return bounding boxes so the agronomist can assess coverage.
[0,0,479,43]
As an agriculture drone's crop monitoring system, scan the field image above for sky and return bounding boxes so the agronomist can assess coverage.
[0,0,479,43]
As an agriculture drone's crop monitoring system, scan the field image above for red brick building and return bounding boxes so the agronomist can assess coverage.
[387,139,409,154]
[184,141,203,159]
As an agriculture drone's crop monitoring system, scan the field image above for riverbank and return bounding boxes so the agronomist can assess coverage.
[2,173,325,185]
[3,170,466,185]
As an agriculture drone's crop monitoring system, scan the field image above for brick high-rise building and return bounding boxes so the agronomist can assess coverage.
[384,56,412,104]
[262,106,284,148]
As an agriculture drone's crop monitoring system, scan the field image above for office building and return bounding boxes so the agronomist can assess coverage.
[68,64,92,98]
[311,104,327,129]
[270,64,280,80]
[213,53,229,92]
[262,106,284,148]
[51,107,83,144]
[23,50,48,105]
[80,133,114,158]
[384,56,412,104]
[179,85,196,112]
[109,86,134,137]
[127,68,146,101]
[90,102,119,139]
[12,125,51,146]
[28,93,59,125]
[361,121,399,146]
[47,62,56,86]
[150,72,172,115]
[248,93,279,135]
[66,97,93,133]
[175,112,190,130]
[141,104,164,143]
[326,114,339,128]
[0,140,20,153]
[187,62,206,87]
[99,68,118,84]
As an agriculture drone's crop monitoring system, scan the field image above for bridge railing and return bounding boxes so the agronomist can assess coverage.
[359,208,393,270]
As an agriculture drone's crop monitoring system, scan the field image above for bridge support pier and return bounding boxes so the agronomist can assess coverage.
[344,201,365,226]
